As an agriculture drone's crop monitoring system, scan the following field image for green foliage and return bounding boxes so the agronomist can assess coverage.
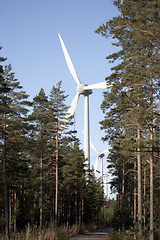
[103,199,117,224]
[96,0,160,237]
[111,203,133,232]
[110,226,151,240]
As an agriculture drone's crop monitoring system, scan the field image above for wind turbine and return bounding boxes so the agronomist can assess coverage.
[58,34,111,170]
[90,140,109,184]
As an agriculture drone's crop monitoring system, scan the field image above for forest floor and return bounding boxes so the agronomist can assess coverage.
[70,227,113,240]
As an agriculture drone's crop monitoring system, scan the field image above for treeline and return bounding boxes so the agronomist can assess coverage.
[96,0,160,239]
[0,53,104,237]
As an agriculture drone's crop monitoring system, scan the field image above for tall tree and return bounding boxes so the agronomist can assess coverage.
[0,48,8,237]
[49,81,72,226]
[96,0,160,238]
[61,140,85,225]
[29,88,49,229]
[0,63,31,237]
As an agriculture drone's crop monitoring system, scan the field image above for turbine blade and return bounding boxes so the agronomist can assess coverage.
[65,92,79,119]
[101,149,109,154]
[94,157,99,173]
[90,141,99,155]
[84,82,111,90]
[60,92,79,130]
[58,34,81,85]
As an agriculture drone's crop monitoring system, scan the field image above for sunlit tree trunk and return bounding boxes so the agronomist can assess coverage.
[75,171,78,225]
[137,124,142,239]
[143,166,146,230]
[134,158,137,239]
[122,159,125,230]
[149,72,154,240]
[55,121,58,226]
[40,123,43,229]
[51,188,55,222]
[3,113,9,238]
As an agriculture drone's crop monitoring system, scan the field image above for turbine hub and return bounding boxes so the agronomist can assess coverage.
[77,83,92,96]
[98,153,105,158]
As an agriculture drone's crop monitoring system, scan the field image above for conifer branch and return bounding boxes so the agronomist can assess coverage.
[110,24,129,32]
[116,1,160,43]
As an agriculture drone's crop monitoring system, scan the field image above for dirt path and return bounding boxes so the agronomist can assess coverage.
[70,227,112,240]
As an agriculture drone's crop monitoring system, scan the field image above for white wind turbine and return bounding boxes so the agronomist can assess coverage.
[58,34,111,170]
[90,140,109,184]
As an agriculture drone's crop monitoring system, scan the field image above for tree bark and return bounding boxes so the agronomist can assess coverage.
[55,121,58,226]
[40,123,43,229]
[149,72,154,240]
[134,158,137,239]
[75,170,78,225]
[143,166,146,230]
[122,159,125,230]
[40,156,43,229]
[137,125,142,238]
[3,114,9,238]
[9,190,12,233]
[13,191,17,233]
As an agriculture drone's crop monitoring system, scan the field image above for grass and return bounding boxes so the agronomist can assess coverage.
[0,223,113,240]
[0,225,70,240]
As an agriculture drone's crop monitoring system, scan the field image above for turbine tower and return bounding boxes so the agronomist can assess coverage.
[90,140,108,183]
[103,171,109,200]
[58,34,111,170]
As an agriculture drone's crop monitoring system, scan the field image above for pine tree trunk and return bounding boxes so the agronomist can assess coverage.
[75,171,78,225]
[122,159,125,230]
[51,188,54,222]
[137,125,142,238]
[150,147,154,240]
[133,157,137,240]
[143,166,146,230]
[134,158,137,225]
[13,192,17,233]
[9,190,12,233]
[79,199,81,225]
[150,72,154,240]
[3,116,9,238]
[40,123,43,229]
[20,183,25,228]
[40,156,43,229]
[55,121,58,226]
[3,149,9,237]
[67,193,71,227]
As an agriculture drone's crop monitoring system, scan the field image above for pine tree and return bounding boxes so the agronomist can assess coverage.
[0,63,31,237]
[49,80,76,225]
[0,48,8,237]
[84,171,104,225]
[61,140,85,225]
[95,0,160,238]
[29,88,49,229]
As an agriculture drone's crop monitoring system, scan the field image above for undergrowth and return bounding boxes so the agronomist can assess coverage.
[0,223,111,239]
[0,224,70,240]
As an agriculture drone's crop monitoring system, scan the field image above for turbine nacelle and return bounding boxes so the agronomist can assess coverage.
[77,83,92,96]
[98,152,105,158]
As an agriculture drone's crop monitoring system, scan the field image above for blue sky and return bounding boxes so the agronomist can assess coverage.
[1,0,119,197]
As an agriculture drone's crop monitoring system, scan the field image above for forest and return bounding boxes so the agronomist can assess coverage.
[0,0,160,240]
